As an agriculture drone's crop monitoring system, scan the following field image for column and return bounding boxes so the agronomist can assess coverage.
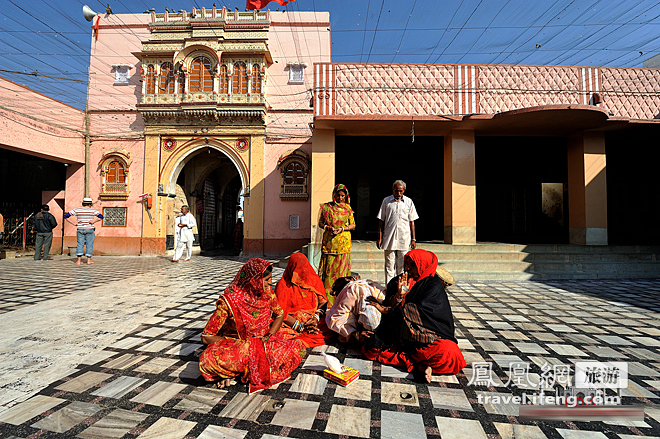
[141,133,164,254]
[243,134,265,255]
[567,131,608,245]
[310,128,335,242]
[444,130,477,244]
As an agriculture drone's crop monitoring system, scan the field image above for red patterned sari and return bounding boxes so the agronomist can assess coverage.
[199,258,306,393]
[276,253,334,347]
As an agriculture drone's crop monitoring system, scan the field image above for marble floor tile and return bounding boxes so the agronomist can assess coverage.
[432,374,459,384]
[435,417,487,439]
[498,330,529,340]
[301,354,326,372]
[80,350,116,365]
[467,329,497,338]
[629,336,660,346]
[78,408,149,439]
[563,334,595,344]
[196,425,248,439]
[644,379,660,390]
[621,380,658,398]
[476,339,512,352]
[381,382,419,406]
[104,354,149,370]
[134,357,178,374]
[462,351,486,365]
[502,314,529,322]
[494,422,548,439]
[620,347,660,361]
[91,376,148,399]
[289,373,327,395]
[531,332,563,342]
[594,335,634,346]
[489,354,523,368]
[428,387,473,411]
[512,342,548,354]
[380,364,413,379]
[270,398,319,430]
[457,339,475,350]
[31,401,103,433]
[55,371,112,393]
[141,316,166,325]
[166,342,203,357]
[333,379,372,401]
[136,417,196,439]
[160,318,190,327]
[380,410,426,439]
[460,319,483,328]
[163,329,198,340]
[487,321,515,330]
[603,326,637,335]
[556,429,608,439]
[136,327,170,338]
[130,381,188,406]
[515,322,543,331]
[628,361,660,377]
[174,387,226,413]
[637,326,660,336]
[136,339,174,352]
[344,358,373,376]
[454,312,476,320]
[618,435,660,439]
[547,344,589,357]
[0,395,65,425]
[474,391,519,416]
[311,345,339,354]
[544,324,576,333]
[169,361,201,379]
[583,346,626,358]
[325,405,371,438]
[219,393,270,421]
[108,337,147,349]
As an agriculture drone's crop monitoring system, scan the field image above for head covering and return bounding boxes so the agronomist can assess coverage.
[332,183,351,205]
[281,253,326,299]
[82,197,93,204]
[436,266,455,286]
[404,249,438,288]
[224,257,272,302]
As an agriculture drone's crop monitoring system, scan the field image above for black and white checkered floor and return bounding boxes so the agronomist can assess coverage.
[0,256,659,439]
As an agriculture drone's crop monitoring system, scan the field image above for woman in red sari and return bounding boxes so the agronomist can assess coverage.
[275,252,334,347]
[199,258,306,393]
[363,249,466,382]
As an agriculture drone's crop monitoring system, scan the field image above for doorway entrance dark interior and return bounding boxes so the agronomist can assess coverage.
[335,136,444,242]
[476,137,569,244]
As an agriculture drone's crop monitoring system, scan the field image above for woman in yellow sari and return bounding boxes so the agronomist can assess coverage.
[318,184,355,301]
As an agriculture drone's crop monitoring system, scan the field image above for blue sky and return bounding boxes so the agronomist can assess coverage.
[2,0,660,109]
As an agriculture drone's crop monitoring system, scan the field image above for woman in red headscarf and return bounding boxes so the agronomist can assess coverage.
[317,184,355,301]
[275,252,334,347]
[199,258,306,393]
[363,249,466,382]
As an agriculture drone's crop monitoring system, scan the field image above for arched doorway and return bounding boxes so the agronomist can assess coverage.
[165,144,245,252]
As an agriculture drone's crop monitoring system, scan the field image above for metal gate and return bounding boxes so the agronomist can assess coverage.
[0,203,38,250]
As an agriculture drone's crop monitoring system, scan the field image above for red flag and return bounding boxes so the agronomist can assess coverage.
[246,0,295,10]
[93,16,100,40]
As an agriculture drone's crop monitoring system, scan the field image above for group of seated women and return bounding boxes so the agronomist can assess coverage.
[198,249,466,392]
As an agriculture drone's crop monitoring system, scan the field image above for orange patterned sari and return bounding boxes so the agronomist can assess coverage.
[199,258,306,393]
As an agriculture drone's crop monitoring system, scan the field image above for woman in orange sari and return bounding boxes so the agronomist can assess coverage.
[199,258,306,392]
[318,184,355,300]
[276,252,334,347]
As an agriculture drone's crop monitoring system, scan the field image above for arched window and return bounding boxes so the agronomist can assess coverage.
[232,62,248,95]
[159,62,175,94]
[99,152,131,200]
[251,64,261,95]
[106,161,126,184]
[219,65,229,94]
[189,56,214,92]
[145,65,155,94]
[284,162,305,185]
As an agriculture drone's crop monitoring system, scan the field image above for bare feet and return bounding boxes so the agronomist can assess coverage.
[415,364,433,383]
[75,258,81,265]
[86,260,94,265]
[214,378,232,388]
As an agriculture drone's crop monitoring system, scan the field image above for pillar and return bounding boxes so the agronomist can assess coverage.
[310,128,335,242]
[243,134,265,255]
[444,130,476,244]
[141,133,164,254]
[567,131,608,245]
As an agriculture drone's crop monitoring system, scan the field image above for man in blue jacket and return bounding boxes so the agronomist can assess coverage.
[34,204,58,261]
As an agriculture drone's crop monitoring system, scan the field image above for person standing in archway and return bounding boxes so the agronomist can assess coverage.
[377,180,419,284]
[173,205,196,262]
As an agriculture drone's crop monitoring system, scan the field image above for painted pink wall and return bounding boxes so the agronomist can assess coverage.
[264,11,330,243]
[0,77,84,163]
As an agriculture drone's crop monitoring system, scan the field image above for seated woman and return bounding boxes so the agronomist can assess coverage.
[326,275,386,343]
[275,252,334,347]
[363,249,466,382]
[199,258,306,393]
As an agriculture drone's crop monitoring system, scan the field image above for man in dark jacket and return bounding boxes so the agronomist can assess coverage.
[34,204,58,261]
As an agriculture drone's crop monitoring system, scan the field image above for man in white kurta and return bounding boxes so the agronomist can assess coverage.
[326,278,386,343]
[173,206,197,262]
[377,180,419,284]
